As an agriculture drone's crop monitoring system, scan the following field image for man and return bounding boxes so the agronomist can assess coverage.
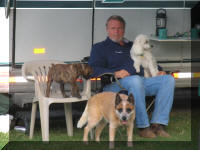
[88,15,175,138]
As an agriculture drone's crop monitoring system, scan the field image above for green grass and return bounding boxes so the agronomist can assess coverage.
[8,109,191,142]
[0,132,8,150]
[1,108,197,150]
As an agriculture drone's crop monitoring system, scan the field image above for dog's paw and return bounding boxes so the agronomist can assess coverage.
[72,93,81,98]
[136,68,140,73]
[46,93,50,97]
[83,141,89,145]
[63,94,69,98]
[134,65,140,73]
[151,72,157,77]
[127,141,133,147]
[95,140,101,144]
[109,142,115,149]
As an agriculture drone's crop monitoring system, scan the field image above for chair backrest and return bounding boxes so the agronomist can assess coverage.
[22,60,64,98]
[22,60,64,82]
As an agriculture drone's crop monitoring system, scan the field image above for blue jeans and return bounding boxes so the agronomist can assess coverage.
[103,75,175,128]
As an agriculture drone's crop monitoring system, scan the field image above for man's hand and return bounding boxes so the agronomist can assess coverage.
[157,71,166,76]
[114,69,130,78]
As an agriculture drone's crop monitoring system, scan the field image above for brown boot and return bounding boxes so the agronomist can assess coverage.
[138,127,156,138]
[151,124,170,138]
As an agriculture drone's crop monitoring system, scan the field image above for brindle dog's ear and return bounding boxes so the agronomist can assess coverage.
[115,93,122,107]
[128,93,135,105]
[51,63,55,68]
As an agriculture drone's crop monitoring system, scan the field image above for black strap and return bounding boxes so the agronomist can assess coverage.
[100,73,128,94]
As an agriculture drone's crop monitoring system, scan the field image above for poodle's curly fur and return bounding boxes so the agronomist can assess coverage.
[130,34,158,77]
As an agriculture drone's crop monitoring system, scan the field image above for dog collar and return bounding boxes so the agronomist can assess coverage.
[136,53,144,57]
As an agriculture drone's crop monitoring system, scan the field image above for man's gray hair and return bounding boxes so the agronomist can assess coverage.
[106,15,126,29]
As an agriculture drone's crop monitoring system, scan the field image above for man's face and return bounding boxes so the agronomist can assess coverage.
[106,19,125,42]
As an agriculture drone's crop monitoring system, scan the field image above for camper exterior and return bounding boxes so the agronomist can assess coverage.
[0,0,199,94]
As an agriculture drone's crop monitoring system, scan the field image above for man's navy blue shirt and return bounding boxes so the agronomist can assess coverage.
[89,37,146,77]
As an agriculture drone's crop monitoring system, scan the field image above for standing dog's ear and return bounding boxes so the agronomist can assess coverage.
[128,93,135,105]
[115,93,122,107]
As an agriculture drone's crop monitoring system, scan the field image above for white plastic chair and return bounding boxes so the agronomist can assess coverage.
[22,60,91,141]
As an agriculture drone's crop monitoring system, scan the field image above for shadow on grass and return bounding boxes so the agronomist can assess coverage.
[2,141,195,150]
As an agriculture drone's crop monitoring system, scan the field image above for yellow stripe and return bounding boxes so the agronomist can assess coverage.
[193,72,200,78]
[33,48,45,54]
[173,73,179,78]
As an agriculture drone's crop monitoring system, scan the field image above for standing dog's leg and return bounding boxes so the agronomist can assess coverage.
[60,83,68,98]
[127,123,134,147]
[95,119,107,142]
[83,115,103,143]
[109,124,117,149]
[70,79,81,98]
[46,71,52,97]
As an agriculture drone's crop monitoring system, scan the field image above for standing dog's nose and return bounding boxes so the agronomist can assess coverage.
[122,116,127,121]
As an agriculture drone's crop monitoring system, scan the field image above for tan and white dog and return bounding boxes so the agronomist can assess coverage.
[77,92,135,149]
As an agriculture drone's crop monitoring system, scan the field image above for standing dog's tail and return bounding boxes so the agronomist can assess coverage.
[77,103,88,128]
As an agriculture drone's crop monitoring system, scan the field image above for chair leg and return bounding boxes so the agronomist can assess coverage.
[64,103,73,136]
[39,100,50,141]
[29,102,37,139]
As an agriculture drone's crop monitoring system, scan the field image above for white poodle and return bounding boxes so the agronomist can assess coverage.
[130,34,158,77]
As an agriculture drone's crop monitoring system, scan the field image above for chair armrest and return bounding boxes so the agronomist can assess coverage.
[97,73,115,92]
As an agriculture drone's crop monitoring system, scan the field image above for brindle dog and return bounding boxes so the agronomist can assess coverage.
[46,63,92,98]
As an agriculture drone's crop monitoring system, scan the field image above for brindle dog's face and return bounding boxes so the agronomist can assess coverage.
[78,64,93,79]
